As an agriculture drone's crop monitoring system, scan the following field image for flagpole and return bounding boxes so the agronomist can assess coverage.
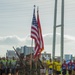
[30,39,33,75]
[30,5,36,75]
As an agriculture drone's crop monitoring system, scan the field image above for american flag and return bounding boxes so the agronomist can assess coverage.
[31,6,44,58]
[31,7,40,58]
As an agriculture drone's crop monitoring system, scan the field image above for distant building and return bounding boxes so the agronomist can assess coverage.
[41,52,51,60]
[55,56,61,60]
[65,54,73,60]
[72,56,75,60]
[6,50,17,58]
[6,46,51,60]
[16,47,22,55]
[6,46,34,58]
[16,46,33,56]
[21,46,33,55]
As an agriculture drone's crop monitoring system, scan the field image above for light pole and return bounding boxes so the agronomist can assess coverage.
[61,0,64,62]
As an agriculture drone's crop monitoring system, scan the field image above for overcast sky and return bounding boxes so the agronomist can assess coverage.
[0,0,75,57]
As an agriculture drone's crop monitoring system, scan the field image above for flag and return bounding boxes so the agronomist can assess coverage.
[37,7,44,52]
[31,6,40,58]
[31,6,44,58]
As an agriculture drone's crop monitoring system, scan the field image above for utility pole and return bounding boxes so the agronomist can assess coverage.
[61,0,64,62]
[52,0,57,61]
[52,0,57,75]
[52,0,64,63]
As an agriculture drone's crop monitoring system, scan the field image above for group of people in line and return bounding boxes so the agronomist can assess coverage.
[0,56,17,75]
[0,55,75,75]
[41,57,75,75]
[0,54,41,75]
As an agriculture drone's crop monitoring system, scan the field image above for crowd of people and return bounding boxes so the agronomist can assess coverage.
[0,55,75,75]
[0,56,17,75]
[0,54,41,75]
[41,57,75,75]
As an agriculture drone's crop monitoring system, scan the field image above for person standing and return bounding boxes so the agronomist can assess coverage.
[46,59,53,75]
[25,54,31,75]
[0,57,2,75]
[53,58,57,75]
[1,57,7,75]
[62,60,67,75]
[68,60,72,75]
[40,57,46,75]
[10,57,17,75]
[56,60,61,75]
[6,57,11,75]
[18,53,26,75]
[72,60,75,75]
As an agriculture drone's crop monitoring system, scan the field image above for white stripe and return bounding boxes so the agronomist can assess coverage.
[31,34,39,44]
[31,29,38,36]
[32,25,37,30]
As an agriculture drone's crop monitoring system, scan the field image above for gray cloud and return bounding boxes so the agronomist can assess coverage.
[0,33,74,46]
[43,33,72,45]
[0,35,25,45]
